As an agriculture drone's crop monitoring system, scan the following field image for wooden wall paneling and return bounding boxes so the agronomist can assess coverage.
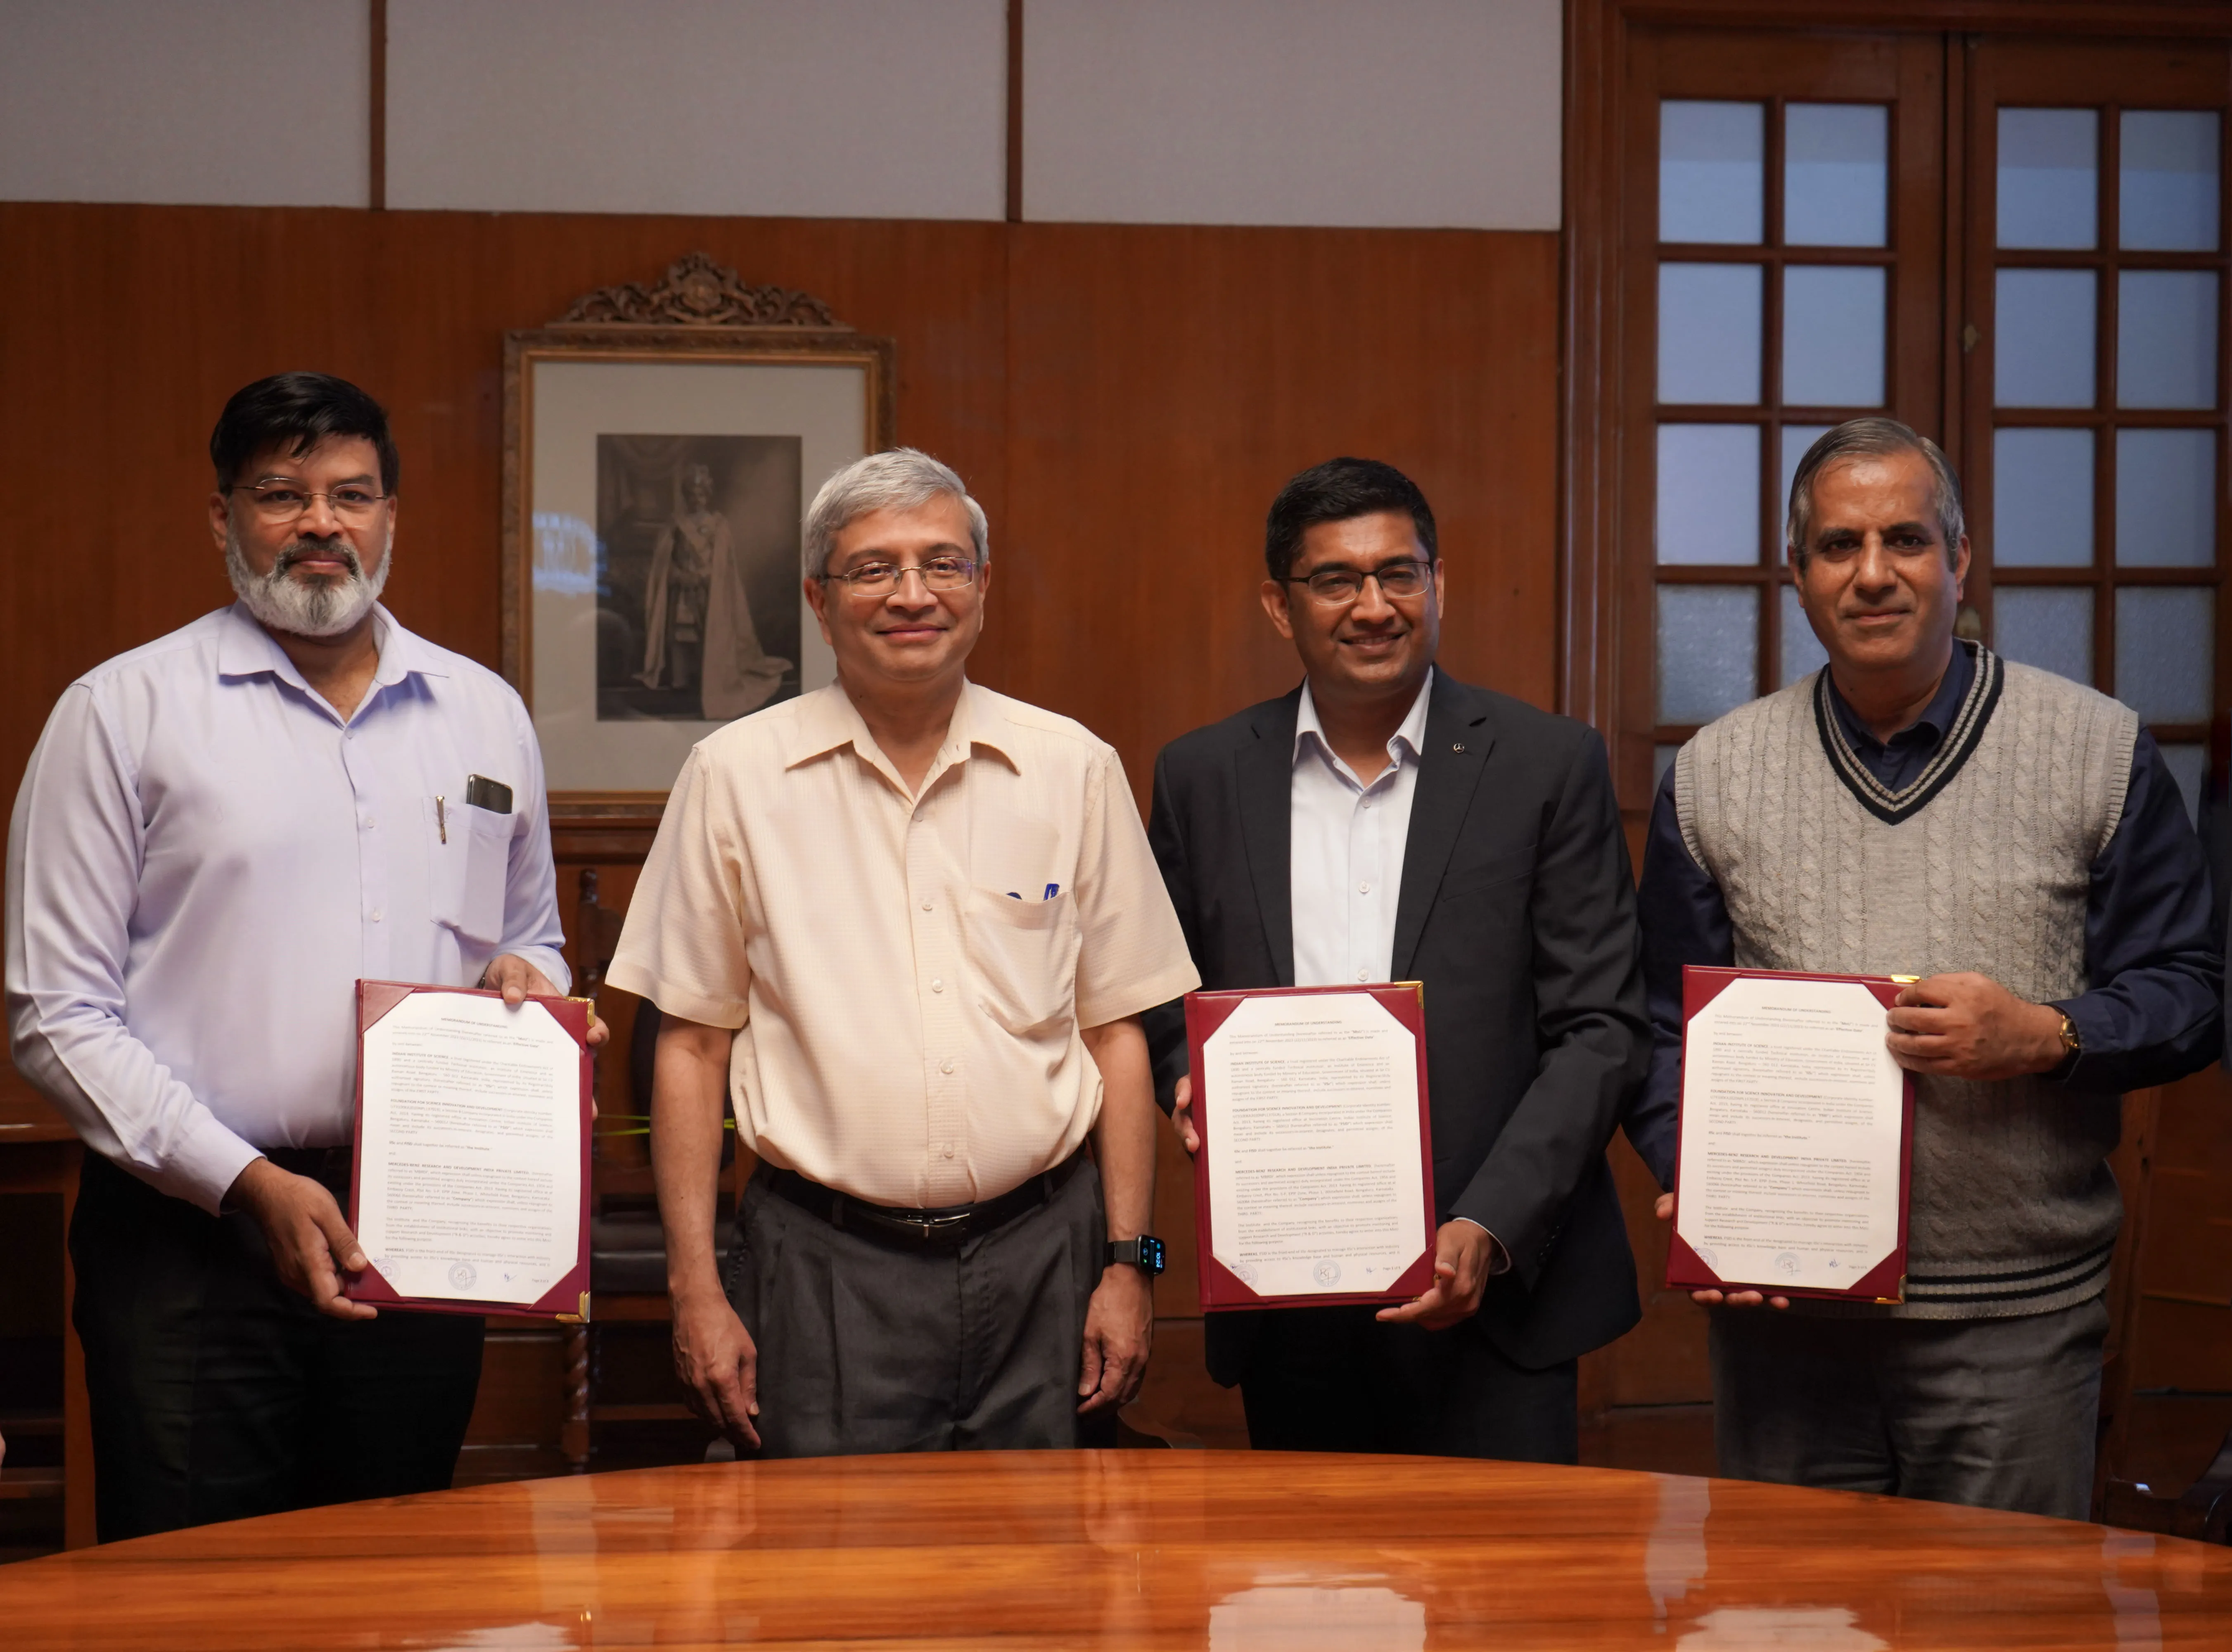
[1000,223,1562,808]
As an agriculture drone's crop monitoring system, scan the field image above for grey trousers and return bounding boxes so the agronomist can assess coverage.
[726,1157,1107,1457]
[1711,1294,2110,1519]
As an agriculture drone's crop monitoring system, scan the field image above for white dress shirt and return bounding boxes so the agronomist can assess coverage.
[606,680,1200,1209]
[6,603,569,1213]
[1290,670,1434,987]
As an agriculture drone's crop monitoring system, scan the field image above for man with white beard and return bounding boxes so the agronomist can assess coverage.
[5,373,581,1539]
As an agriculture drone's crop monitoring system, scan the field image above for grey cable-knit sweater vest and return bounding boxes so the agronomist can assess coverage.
[1674,644,2136,1319]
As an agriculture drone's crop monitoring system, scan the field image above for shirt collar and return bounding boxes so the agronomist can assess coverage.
[1822,640,1975,755]
[215,601,445,695]
[1294,668,1435,773]
[785,678,1018,780]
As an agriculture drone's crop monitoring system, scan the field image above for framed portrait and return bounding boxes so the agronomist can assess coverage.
[502,255,896,809]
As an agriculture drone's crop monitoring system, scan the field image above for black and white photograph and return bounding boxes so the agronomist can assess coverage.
[593,434,801,722]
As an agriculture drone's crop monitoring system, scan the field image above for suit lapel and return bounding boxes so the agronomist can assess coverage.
[1390,674,1493,979]
[1236,691,1301,987]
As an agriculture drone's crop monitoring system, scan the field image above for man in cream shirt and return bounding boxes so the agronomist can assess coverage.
[610,448,1198,1455]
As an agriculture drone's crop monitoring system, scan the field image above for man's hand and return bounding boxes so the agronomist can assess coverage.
[1376,1220,1495,1329]
[1886,972,2064,1081]
[1171,1074,1200,1156]
[482,953,610,1050]
[1078,1265,1154,1413]
[225,1157,377,1321]
[1653,1191,1788,1310]
[671,1287,761,1448]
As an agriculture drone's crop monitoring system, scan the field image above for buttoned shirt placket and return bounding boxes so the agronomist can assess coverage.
[899,732,975,1208]
[1343,755,1402,983]
[269,654,397,985]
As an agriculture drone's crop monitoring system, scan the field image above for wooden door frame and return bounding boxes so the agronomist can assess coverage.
[1558,0,2232,754]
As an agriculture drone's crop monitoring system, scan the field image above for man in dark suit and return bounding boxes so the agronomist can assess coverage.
[1143,457,1648,1461]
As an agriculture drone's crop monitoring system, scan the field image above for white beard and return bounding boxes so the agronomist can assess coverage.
[226,524,392,638]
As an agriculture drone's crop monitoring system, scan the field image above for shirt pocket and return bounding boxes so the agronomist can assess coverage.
[964,885,1081,1037]
[427,796,512,944]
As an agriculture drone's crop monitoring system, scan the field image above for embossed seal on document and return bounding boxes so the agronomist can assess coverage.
[449,1261,478,1290]
[1313,1259,1342,1286]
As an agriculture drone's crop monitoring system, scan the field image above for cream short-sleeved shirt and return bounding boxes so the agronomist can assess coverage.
[606,679,1200,1209]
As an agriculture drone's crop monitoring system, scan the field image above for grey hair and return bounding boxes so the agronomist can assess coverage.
[803,447,989,578]
[1786,417,1965,567]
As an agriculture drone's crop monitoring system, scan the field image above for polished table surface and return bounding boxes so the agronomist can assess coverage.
[4,1450,2230,1648]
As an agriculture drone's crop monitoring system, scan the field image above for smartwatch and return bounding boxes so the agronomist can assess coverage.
[1107,1235,1167,1277]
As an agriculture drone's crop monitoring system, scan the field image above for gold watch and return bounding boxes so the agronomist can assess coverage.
[2055,1011,2083,1064]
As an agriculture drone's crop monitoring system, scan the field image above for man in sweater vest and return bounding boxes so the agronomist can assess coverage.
[1628,418,2223,1519]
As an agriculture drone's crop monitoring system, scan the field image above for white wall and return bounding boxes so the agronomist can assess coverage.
[0,0,1565,230]
[1023,0,1563,230]
[0,0,368,206]
[384,0,1008,219]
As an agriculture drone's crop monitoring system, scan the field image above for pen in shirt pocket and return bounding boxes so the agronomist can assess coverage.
[1003,884,1062,901]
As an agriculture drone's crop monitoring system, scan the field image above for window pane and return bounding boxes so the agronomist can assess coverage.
[1660,263,1764,404]
[2157,741,2208,830]
[1995,268,2097,408]
[1992,428,2094,567]
[1993,587,2093,684]
[2121,111,2220,253]
[2116,587,2215,722]
[2118,270,2219,410]
[1661,101,1765,244]
[1998,108,2098,250]
[1658,586,1760,723]
[1779,423,1835,550]
[1783,266,1886,407]
[1657,425,1762,565]
[1785,104,1888,248]
[1779,584,1829,686]
[2116,428,2216,568]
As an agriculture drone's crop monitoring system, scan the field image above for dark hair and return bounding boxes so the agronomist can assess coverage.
[1264,458,1437,582]
[209,372,400,494]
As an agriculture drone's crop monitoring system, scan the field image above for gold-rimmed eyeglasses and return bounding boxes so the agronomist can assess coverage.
[1278,558,1434,606]
[819,555,980,595]
[226,481,391,524]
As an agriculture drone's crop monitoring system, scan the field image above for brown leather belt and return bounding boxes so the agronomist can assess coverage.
[762,1152,1086,1249]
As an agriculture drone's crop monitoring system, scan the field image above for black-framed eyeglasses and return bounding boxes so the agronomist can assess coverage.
[1279,558,1434,605]
[820,555,980,595]
[226,480,391,524]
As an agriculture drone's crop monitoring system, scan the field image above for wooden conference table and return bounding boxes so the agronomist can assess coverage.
[4,1450,2230,1648]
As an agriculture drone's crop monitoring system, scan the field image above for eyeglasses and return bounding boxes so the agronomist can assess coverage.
[820,555,979,595]
[1279,559,1434,606]
[228,481,391,524]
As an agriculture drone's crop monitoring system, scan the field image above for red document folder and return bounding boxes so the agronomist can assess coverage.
[1184,983,1437,1312]
[347,980,593,1322]
[1666,965,1915,1304]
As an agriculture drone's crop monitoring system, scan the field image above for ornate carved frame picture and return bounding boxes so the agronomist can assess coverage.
[502,252,897,812]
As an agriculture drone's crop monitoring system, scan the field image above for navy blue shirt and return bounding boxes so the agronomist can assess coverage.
[1628,646,2223,1189]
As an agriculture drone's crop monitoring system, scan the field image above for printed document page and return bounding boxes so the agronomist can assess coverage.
[1676,975,1904,1293]
[1201,992,1427,1297]
[357,992,582,1304]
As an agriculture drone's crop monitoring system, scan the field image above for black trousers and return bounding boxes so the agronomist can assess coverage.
[1238,1303,1579,1462]
[70,1151,485,1542]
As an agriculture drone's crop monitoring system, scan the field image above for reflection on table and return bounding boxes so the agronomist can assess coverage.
[2,1450,2227,1647]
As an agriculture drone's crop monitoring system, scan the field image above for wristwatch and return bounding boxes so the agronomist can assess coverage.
[1107,1236,1167,1277]
[2054,1010,2083,1073]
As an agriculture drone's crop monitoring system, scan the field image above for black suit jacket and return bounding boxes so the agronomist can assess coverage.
[1143,672,1648,1380]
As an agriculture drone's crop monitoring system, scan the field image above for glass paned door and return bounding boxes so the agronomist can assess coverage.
[1969,40,2231,823]
[1630,32,1945,784]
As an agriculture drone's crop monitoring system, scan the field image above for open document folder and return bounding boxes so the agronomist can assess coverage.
[1668,966,1915,1305]
[347,980,593,1322]
[1184,983,1437,1311]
